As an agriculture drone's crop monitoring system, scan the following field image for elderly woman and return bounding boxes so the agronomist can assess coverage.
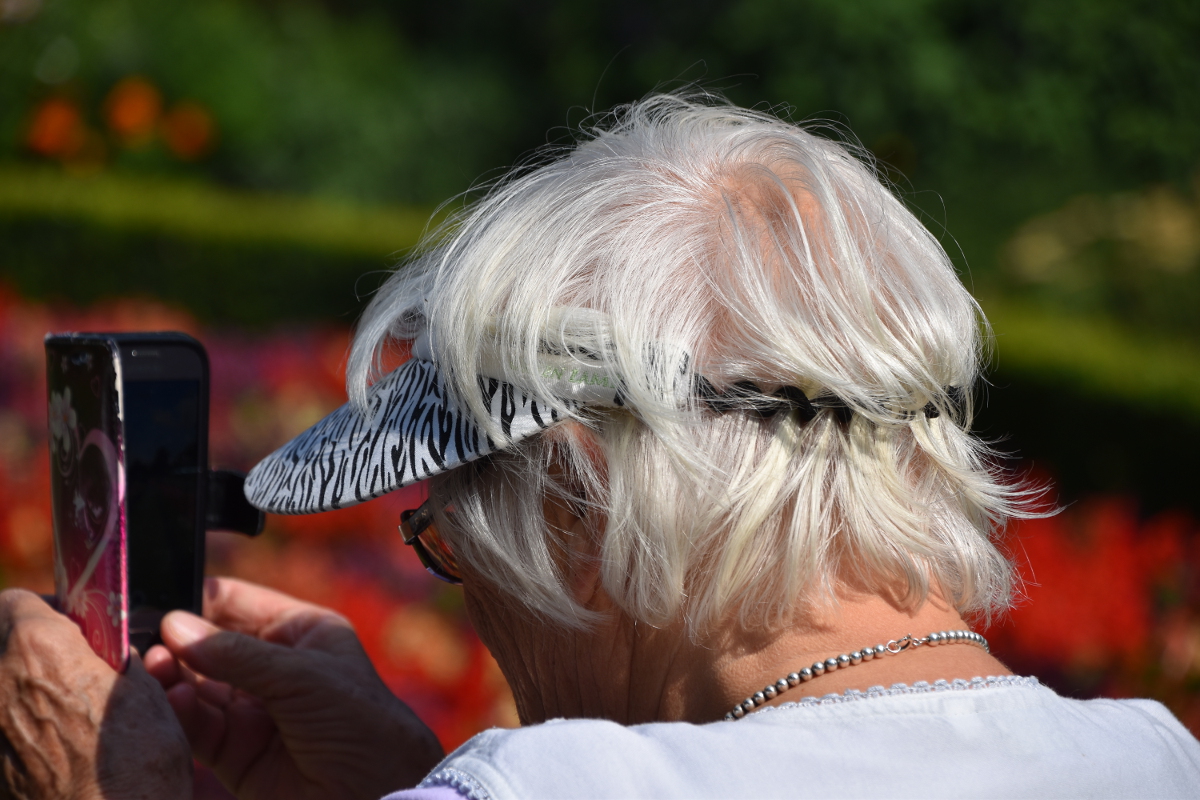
[2,95,1198,800]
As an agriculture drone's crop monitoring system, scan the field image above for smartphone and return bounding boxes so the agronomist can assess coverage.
[46,332,209,665]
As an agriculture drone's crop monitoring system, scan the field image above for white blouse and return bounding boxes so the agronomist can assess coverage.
[383,676,1200,799]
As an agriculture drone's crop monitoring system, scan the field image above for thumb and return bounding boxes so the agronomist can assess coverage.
[160,611,308,701]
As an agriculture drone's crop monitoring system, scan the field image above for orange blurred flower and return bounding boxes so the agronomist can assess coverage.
[161,101,216,160]
[4,505,52,568]
[104,76,162,147]
[26,97,85,158]
[1162,611,1200,681]
[382,605,470,686]
[0,451,53,571]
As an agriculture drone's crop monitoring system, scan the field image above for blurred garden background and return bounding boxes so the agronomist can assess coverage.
[2,0,1200,792]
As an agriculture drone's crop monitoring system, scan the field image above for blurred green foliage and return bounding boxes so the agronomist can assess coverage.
[0,163,430,325]
[0,216,388,325]
[6,0,1198,207]
[999,180,1200,342]
[0,165,429,255]
[1,0,517,203]
[982,297,1200,420]
[2,0,1200,504]
[1,0,1198,336]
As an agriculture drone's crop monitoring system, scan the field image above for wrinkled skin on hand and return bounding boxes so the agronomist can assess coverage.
[146,578,444,800]
[0,589,193,800]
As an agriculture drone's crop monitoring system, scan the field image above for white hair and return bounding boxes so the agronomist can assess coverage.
[349,93,1029,637]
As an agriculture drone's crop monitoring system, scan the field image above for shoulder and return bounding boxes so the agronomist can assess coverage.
[753,678,1200,769]
[419,680,1200,800]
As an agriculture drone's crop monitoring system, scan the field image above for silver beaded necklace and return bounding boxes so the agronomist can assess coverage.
[724,629,990,721]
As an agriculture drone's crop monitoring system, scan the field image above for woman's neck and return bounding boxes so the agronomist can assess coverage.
[468,581,1012,726]
[705,593,1012,720]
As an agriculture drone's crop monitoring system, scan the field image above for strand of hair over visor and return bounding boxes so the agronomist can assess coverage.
[690,377,964,422]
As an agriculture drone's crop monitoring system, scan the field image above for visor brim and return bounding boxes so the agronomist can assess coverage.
[244,357,570,514]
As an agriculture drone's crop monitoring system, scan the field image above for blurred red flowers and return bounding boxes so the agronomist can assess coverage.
[104,76,162,148]
[985,499,1200,732]
[24,75,217,168]
[161,101,217,160]
[25,97,85,159]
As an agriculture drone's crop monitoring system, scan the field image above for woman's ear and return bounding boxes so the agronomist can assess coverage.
[542,487,601,604]
[549,470,614,606]
[543,422,609,606]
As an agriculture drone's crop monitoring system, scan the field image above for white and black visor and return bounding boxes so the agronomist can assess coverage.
[243,333,626,515]
[244,330,954,516]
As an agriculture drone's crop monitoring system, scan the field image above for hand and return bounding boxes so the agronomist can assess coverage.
[145,578,443,800]
[0,589,193,800]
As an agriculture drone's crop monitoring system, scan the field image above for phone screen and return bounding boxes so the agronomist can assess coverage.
[120,344,206,649]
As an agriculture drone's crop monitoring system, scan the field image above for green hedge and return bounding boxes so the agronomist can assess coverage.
[981,298,1200,421]
[0,165,429,256]
[0,165,436,324]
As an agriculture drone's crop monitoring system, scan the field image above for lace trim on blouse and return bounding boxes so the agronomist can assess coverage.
[420,767,493,800]
[747,674,1041,716]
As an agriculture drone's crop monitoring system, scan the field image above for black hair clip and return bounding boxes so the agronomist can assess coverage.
[694,376,822,421]
[694,376,964,424]
[922,386,964,419]
[694,375,727,413]
[729,381,782,418]
[817,396,854,426]
[772,385,816,422]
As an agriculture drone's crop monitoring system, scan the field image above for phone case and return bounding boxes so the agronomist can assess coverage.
[46,337,129,671]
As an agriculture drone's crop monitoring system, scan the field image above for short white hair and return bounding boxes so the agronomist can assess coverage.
[350,93,1028,636]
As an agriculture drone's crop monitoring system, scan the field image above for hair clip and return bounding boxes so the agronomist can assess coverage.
[922,386,964,419]
[693,377,963,424]
[694,377,821,420]
[771,386,816,422]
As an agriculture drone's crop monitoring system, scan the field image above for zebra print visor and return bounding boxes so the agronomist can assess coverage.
[242,331,928,515]
[243,339,624,515]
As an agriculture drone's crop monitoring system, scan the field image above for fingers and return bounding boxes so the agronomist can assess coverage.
[165,681,200,742]
[120,651,175,700]
[145,645,234,709]
[144,644,181,686]
[166,682,227,766]
[161,654,268,770]
[158,617,281,788]
[201,577,351,643]
[165,669,278,796]
[161,611,313,701]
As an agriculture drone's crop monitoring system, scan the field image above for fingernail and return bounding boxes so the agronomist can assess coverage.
[163,612,213,647]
